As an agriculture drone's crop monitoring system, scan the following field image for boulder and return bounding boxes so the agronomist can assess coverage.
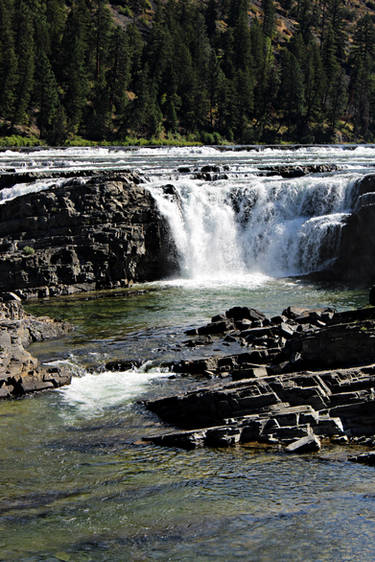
[225,307,266,323]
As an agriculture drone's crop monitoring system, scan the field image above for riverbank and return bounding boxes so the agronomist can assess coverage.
[0,293,71,398]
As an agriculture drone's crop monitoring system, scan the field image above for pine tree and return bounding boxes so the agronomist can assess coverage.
[262,0,275,38]
[348,15,375,139]
[107,27,131,116]
[92,0,113,82]
[0,0,18,120]
[48,103,68,145]
[205,0,217,41]
[13,0,35,124]
[35,51,59,136]
[61,0,90,132]
[279,48,305,137]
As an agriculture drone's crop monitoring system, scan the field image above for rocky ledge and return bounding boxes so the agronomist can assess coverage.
[0,171,178,299]
[0,293,72,399]
[144,302,375,458]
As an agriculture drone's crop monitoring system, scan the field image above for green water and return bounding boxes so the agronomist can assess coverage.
[1,279,374,561]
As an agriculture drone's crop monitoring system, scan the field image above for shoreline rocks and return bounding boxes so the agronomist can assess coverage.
[0,294,72,399]
[144,302,375,455]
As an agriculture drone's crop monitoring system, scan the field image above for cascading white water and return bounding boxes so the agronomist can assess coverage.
[147,172,360,281]
[149,180,246,280]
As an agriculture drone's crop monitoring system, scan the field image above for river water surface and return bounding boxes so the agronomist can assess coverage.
[1,145,375,560]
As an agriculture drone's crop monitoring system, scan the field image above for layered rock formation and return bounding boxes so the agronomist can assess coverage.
[0,294,72,399]
[0,171,178,298]
[145,304,375,453]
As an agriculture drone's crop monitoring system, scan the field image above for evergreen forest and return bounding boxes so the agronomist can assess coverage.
[1,0,375,145]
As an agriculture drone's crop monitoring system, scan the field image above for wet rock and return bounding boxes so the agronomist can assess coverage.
[349,452,375,466]
[105,359,141,371]
[285,433,321,454]
[197,320,232,336]
[317,173,375,285]
[232,365,268,381]
[297,321,375,368]
[146,429,206,450]
[272,424,311,443]
[148,302,375,453]
[262,164,338,178]
[312,416,344,436]
[205,426,241,447]
[225,307,266,323]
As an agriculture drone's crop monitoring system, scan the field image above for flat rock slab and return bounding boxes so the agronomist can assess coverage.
[285,434,321,454]
[349,452,375,466]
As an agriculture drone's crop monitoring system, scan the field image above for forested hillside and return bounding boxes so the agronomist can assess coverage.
[0,0,374,145]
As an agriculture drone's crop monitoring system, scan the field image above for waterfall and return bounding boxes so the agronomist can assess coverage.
[147,172,359,281]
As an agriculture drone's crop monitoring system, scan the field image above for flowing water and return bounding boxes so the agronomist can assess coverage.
[1,145,375,560]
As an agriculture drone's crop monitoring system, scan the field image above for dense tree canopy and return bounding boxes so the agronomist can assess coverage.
[0,0,374,144]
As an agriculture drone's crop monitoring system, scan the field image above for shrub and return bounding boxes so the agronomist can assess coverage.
[23,246,35,256]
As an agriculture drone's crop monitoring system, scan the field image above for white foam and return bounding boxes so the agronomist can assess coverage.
[158,272,271,290]
[0,177,88,204]
[58,366,169,418]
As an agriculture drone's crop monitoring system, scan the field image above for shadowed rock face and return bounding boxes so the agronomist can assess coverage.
[315,174,375,286]
[0,297,72,399]
[0,172,179,298]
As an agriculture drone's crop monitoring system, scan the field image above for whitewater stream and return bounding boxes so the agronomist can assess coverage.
[1,145,375,560]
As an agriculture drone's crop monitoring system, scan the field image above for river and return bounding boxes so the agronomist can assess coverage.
[1,145,375,560]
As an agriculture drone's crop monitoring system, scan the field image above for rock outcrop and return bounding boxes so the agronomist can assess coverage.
[0,171,178,298]
[316,173,375,286]
[0,294,72,399]
[144,303,375,453]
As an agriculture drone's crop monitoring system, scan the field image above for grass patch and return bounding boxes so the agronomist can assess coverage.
[0,135,45,147]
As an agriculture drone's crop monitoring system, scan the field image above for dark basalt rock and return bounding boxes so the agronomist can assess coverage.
[0,296,72,399]
[145,302,375,454]
[0,172,179,298]
[314,174,375,286]
[261,164,339,178]
[349,452,375,466]
[0,168,144,191]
